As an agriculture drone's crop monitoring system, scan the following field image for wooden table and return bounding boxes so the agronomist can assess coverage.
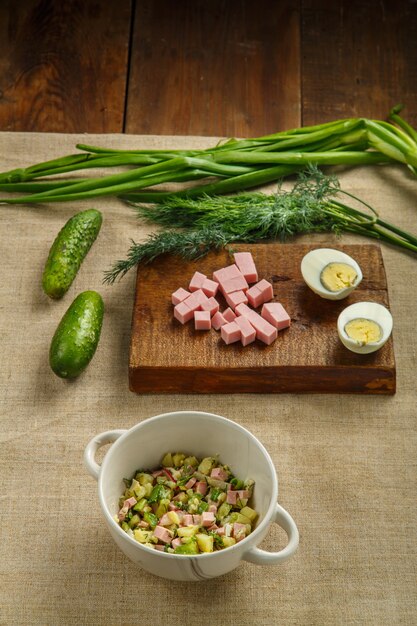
[0,0,416,136]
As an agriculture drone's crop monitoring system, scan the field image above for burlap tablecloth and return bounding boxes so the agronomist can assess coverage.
[0,133,416,626]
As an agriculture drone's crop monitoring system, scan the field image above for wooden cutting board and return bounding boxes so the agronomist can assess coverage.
[129,243,396,394]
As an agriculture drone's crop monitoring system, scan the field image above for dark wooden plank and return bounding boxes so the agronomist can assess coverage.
[0,0,132,132]
[129,244,395,394]
[301,0,417,126]
[126,0,301,137]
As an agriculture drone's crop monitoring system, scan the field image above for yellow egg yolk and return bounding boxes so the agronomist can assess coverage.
[320,262,358,292]
[344,318,382,345]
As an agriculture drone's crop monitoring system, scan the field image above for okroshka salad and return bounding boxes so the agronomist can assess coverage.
[116,452,258,554]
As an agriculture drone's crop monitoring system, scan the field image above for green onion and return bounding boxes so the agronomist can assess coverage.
[0,108,415,206]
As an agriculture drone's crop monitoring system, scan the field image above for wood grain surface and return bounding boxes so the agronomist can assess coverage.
[129,244,395,394]
[0,0,131,132]
[1,1,415,135]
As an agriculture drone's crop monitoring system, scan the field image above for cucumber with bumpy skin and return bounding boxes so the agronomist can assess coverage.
[49,290,104,378]
[42,209,102,299]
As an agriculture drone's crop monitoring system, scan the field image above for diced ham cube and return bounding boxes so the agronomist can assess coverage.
[236,303,277,345]
[193,289,210,305]
[232,522,247,541]
[183,291,203,312]
[233,252,258,283]
[211,311,228,330]
[261,302,291,330]
[246,285,264,308]
[225,290,248,310]
[184,477,197,489]
[124,497,137,508]
[195,481,207,495]
[226,490,238,504]
[159,513,173,526]
[172,287,191,305]
[153,525,174,544]
[237,490,251,499]
[210,467,229,481]
[221,321,241,345]
[194,310,211,330]
[216,527,225,536]
[174,301,194,324]
[154,544,165,551]
[193,515,202,525]
[200,297,219,317]
[223,307,237,323]
[221,274,249,294]
[189,271,206,292]
[235,315,256,346]
[201,278,219,297]
[201,512,216,527]
[168,502,179,511]
[183,514,194,526]
[117,506,128,522]
[138,520,150,528]
[172,538,182,549]
[208,523,218,531]
[213,264,241,284]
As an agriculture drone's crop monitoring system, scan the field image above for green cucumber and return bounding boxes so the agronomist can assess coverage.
[49,290,104,378]
[42,209,102,299]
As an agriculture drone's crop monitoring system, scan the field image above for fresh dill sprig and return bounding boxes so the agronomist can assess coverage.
[104,168,417,283]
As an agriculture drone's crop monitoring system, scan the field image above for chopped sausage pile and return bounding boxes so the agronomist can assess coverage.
[172,252,290,346]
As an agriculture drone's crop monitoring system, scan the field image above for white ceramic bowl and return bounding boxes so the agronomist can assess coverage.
[84,411,299,581]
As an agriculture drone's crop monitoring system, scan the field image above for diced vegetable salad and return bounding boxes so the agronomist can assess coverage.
[116,452,257,554]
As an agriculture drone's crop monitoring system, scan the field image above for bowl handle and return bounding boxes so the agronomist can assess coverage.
[243,503,299,565]
[84,430,126,480]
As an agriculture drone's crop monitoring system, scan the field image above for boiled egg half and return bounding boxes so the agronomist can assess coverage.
[301,248,362,300]
[337,301,393,354]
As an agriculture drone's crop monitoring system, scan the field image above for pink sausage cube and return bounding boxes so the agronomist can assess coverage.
[216,527,225,536]
[256,279,274,302]
[226,490,238,504]
[200,297,219,317]
[223,307,237,323]
[193,289,210,305]
[184,477,197,489]
[189,271,206,292]
[192,515,202,525]
[172,287,191,305]
[195,482,207,495]
[225,290,248,310]
[233,252,258,283]
[221,321,241,345]
[221,274,249,294]
[201,512,216,527]
[183,292,203,313]
[233,522,247,541]
[201,278,219,297]
[174,301,194,324]
[235,303,277,345]
[237,490,251,500]
[235,315,256,346]
[261,302,291,330]
[213,264,241,284]
[210,467,229,481]
[172,538,182,550]
[153,525,173,544]
[154,544,165,551]
[211,311,228,330]
[182,514,194,526]
[159,513,173,526]
[246,285,264,308]
[194,310,211,330]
